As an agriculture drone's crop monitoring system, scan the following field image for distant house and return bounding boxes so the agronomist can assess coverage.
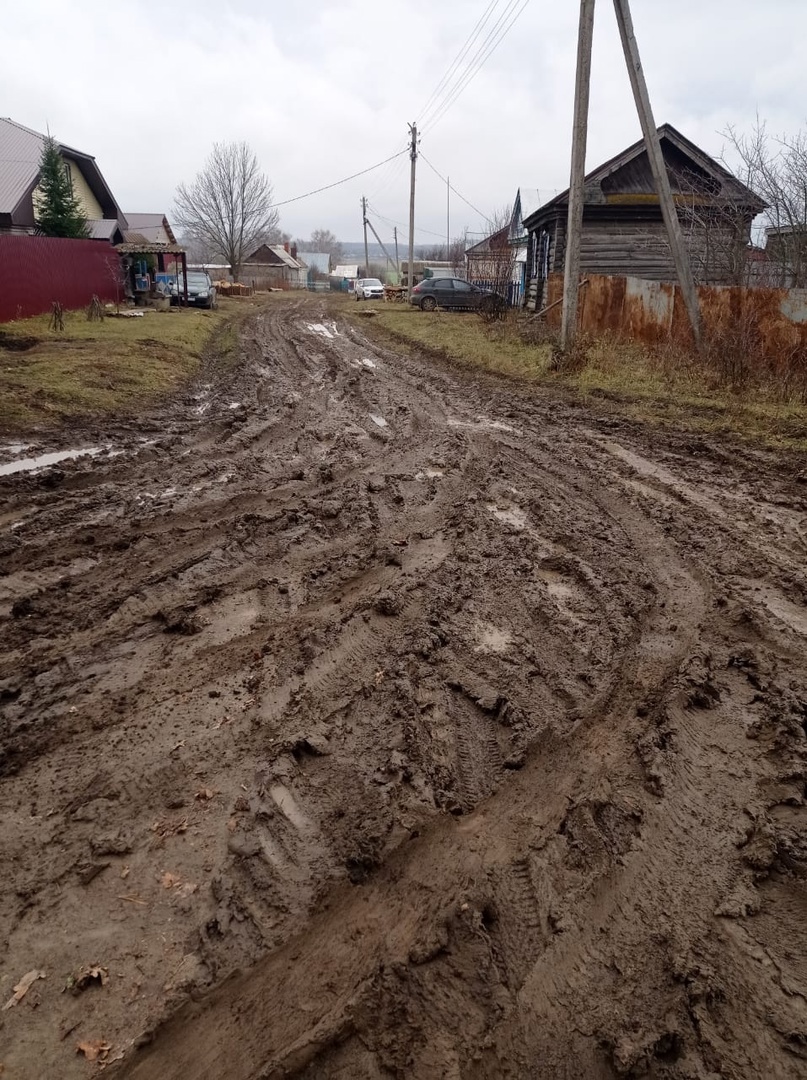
[0,116,126,240]
[243,243,306,288]
[522,123,766,310]
[298,251,331,277]
[330,264,360,291]
[466,226,510,283]
[123,213,177,246]
[508,187,544,297]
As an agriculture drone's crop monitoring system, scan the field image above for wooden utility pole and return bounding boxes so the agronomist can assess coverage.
[612,0,701,344]
[361,196,370,278]
[407,123,418,299]
[394,226,400,275]
[446,175,450,256]
[561,0,596,350]
[365,215,398,270]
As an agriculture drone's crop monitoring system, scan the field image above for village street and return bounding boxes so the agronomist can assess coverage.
[1,295,807,1078]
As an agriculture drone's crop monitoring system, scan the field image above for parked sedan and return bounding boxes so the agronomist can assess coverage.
[410,277,506,313]
[171,271,217,309]
[355,277,385,301]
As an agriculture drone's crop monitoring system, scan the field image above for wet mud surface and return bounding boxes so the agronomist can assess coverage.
[2,296,807,1078]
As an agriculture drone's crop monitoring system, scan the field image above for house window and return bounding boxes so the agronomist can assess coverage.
[63,161,73,189]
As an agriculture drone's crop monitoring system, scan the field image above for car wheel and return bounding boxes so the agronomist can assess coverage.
[421,296,437,312]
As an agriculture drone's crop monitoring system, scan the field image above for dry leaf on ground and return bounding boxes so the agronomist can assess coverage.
[76,1039,112,1062]
[3,970,45,1010]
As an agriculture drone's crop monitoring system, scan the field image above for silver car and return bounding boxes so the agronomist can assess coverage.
[355,277,384,301]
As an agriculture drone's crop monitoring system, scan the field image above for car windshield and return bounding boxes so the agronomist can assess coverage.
[177,274,210,287]
[362,279,383,287]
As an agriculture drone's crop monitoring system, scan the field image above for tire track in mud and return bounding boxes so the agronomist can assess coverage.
[3,296,807,1080]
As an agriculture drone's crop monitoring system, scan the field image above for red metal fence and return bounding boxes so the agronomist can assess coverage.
[0,235,119,322]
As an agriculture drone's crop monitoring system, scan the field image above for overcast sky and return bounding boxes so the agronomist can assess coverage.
[3,1,806,246]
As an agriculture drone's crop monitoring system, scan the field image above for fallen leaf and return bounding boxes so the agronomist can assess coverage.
[175,882,198,899]
[194,788,216,802]
[161,872,181,889]
[120,866,130,880]
[227,817,238,833]
[3,970,45,1010]
[76,1039,112,1062]
[375,669,385,686]
[66,966,109,995]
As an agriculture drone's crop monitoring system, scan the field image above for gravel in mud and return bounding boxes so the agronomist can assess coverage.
[2,296,807,1079]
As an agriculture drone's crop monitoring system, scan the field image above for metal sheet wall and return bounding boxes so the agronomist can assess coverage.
[0,235,119,322]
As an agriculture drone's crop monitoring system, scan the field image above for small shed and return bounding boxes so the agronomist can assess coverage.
[115,240,188,303]
[243,243,306,289]
[298,251,331,278]
[522,123,766,310]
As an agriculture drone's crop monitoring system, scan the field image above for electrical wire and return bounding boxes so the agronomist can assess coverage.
[421,0,531,135]
[419,153,493,227]
[415,0,502,127]
[271,148,408,208]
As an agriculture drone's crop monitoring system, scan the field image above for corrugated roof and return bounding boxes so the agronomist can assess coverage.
[269,244,304,269]
[124,213,177,244]
[333,264,359,278]
[298,251,330,274]
[87,218,122,240]
[0,117,43,214]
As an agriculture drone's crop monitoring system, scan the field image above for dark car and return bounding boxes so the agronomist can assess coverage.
[410,277,506,313]
[171,271,217,309]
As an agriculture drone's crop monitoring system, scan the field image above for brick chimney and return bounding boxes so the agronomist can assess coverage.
[283,241,290,253]
[291,244,298,260]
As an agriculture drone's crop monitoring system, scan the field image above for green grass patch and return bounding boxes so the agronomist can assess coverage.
[344,300,807,450]
[0,296,261,431]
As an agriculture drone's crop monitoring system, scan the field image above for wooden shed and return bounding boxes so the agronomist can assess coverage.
[523,124,766,310]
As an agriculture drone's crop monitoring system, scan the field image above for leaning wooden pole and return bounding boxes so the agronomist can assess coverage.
[612,0,701,346]
[561,0,596,350]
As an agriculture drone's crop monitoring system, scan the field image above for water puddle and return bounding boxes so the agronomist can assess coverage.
[369,413,388,429]
[0,447,105,477]
[475,622,512,654]
[448,416,520,435]
[306,322,338,340]
[1,443,30,457]
[486,502,528,530]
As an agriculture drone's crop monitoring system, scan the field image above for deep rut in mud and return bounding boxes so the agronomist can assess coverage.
[2,296,807,1079]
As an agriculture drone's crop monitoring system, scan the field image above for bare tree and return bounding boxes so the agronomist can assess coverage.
[296,229,343,268]
[174,142,280,281]
[674,168,757,286]
[722,120,807,287]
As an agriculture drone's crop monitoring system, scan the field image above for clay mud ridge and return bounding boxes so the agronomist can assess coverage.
[1,295,807,1079]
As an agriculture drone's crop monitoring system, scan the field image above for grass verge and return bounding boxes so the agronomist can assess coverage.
[0,296,263,432]
[345,300,807,450]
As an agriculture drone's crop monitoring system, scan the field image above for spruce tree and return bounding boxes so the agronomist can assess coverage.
[35,136,90,238]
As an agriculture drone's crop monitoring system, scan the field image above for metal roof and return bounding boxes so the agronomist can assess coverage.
[332,264,359,278]
[0,116,126,225]
[0,117,42,214]
[124,213,177,244]
[298,251,330,274]
[116,241,186,255]
[87,218,123,240]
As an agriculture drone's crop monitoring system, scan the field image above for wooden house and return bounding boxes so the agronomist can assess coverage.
[523,124,766,310]
[243,243,306,289]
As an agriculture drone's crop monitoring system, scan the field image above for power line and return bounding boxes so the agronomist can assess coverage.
[419,153,493,228]
[416,0,502,126]
[271,148,408,208]
[367,202,448,240]
[420,0,518,131]
[422,0,531,135]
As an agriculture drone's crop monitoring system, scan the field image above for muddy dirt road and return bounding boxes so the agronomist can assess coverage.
[1,295,807,1079]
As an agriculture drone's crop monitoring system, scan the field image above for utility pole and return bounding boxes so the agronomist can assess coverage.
[365,215,398,270]
[407,122,418,299]
[447,175,450,257]
[561,0,596,350]
[361,195,370,278]
[612,0,701,345]
[394,226,400,276]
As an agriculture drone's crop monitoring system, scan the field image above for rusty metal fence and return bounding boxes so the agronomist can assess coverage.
[543,272,807,369]
[0,235,119,322]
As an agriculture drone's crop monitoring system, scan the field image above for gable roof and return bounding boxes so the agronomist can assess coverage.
[124,213,177,244]
[245,243,304,269]
[466,225,509,256]
[0,116,125,225]
[523,123,766,228]
[333,264,359,278]
[87,218,125,242]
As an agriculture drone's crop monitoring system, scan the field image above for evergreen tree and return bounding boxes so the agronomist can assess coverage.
[35,136,89,238]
